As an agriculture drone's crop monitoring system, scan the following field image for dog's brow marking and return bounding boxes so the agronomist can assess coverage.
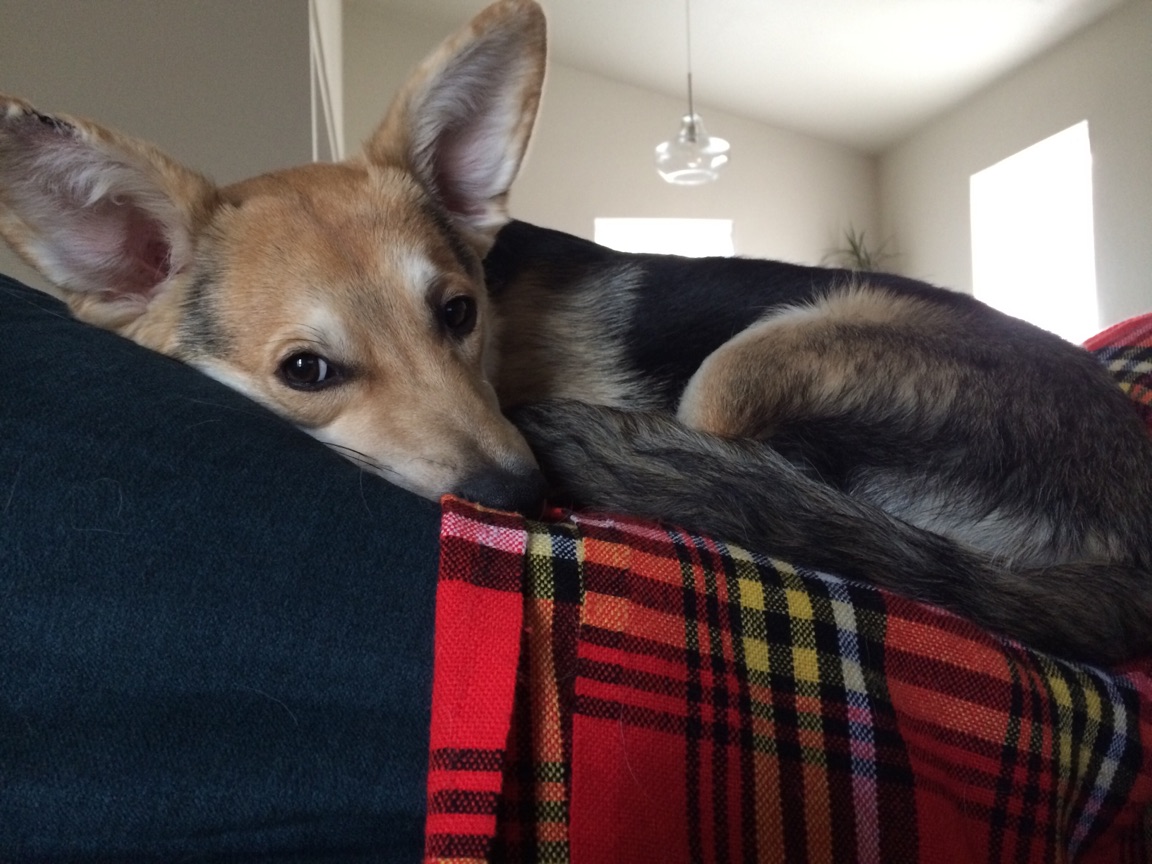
[396,249,439,303]
[296,305,354,362]
[299,325,327,343]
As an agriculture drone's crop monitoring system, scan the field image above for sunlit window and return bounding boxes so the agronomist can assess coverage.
[970,121,1097,343]
[594,218,734,258]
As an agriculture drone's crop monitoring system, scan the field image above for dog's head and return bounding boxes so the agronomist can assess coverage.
[0,0,547,510]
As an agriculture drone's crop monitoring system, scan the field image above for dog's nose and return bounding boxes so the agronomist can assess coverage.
[455,463,548,514]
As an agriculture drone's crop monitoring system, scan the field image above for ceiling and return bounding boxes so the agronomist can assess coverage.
[369,0,1127,153]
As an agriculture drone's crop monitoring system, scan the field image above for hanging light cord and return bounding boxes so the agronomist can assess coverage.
[655,0,729,183]
[685,0,695,120]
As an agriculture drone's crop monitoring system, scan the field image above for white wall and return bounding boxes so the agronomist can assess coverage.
[342,0,879,264]
[0,0,312,292]
[514,65,879,264]
[880,0,1152,328]
[10,0,1141,323]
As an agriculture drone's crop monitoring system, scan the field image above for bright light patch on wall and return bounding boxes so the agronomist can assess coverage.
[594,218,734,257]
[970,121,1097,343]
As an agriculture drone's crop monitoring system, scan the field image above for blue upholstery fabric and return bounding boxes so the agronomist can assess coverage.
[0,275,440,862]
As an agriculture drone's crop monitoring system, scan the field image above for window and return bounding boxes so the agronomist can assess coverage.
[594,218,734,258]
[969,121,1097,343]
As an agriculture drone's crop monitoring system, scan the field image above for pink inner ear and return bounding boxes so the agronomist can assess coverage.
[431,104,514,223]
[63,198,173,301]
[119,205,173,296]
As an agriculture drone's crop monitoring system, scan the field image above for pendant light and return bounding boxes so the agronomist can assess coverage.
[655,0,730,185]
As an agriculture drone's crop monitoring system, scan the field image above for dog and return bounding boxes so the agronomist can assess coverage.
[2,0,1150,665]
[0,0,549,512]
[485,219,1152,666]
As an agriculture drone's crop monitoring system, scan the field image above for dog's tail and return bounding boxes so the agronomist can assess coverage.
[688,468,1152,667]
[512,401,1152,666]
[748,493,1152,667]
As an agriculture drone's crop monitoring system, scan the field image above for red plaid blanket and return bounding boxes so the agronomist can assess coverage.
[1085,315,1152,432]
[425,315,1152,864]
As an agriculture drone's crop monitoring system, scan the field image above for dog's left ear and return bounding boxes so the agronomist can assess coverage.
[363,0,546,253]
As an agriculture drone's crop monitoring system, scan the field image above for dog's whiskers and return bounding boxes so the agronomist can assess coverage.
[324,442,465,478]
[325,442,394,477]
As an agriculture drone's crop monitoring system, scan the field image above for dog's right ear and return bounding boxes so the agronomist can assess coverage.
[0,95,218,331]
[362,0,546,255]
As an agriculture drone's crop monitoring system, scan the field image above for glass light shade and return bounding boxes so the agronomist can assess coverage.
[655,113,730,185]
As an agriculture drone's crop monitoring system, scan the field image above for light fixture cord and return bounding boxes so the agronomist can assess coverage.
[685,0,695,119]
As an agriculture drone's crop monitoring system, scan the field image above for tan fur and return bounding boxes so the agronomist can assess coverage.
[489,219,1152,663]
[492,265,656,410]
[192,165,521,498]
[364,0,547,254]
[678,286,963,439]
[0,0,548,506]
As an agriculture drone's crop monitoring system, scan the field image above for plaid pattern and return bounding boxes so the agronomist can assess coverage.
[1085,314,1152,433]
[425,505,528,862]
[426,313,1152,864]
[491,519,582,864]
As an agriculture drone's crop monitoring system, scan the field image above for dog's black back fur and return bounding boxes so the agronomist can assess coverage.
[488,221,1152,665]
[488,220,986,409]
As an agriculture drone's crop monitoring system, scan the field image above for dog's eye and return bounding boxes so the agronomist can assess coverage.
[279,352,344,390]
[441,295,477,337]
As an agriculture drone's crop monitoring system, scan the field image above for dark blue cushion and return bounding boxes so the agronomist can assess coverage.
[0,275,440,862]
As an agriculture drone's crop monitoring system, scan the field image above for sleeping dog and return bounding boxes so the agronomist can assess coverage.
[487,220,1152,666]
[1,0,1149,665]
